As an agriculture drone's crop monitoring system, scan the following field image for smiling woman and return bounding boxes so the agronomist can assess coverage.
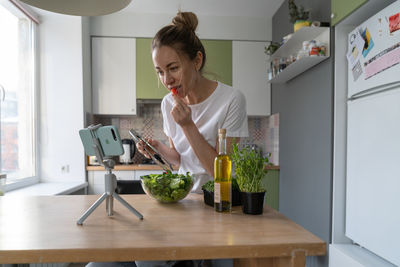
[0,1,38,190]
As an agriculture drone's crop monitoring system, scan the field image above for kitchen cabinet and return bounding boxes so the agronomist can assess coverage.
[262,169,279,210]
[88,170,163,194]
[136,38,167,99]
[233,41,270,116]
[268,27,330,84]
[136,38,232,99]
[91,37,136,115]
[202,40,232,86]
[331,0,367,26]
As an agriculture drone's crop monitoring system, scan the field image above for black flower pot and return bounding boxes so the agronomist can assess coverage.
[232,189,242,206]
[203,189,214,207]
[241,191,266,215]
[203,189,242,207]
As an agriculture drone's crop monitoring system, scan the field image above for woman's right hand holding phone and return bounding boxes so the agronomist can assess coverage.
[136,138,158,159]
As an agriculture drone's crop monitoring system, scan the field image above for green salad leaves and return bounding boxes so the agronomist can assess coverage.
[141,171,193,203]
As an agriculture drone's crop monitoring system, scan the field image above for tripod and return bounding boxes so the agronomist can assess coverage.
[77,126,143,225]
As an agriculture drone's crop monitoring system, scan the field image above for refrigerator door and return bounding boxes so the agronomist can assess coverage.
[347,1,400,98]
[346,87,400,266]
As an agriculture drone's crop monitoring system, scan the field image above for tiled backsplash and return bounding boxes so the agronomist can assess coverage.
[92,105,279,165]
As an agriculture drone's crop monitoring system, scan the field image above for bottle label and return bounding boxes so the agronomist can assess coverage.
[214,182,221,203]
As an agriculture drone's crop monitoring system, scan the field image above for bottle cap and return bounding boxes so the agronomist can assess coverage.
[218,129,227,138]
[218,128,226,135]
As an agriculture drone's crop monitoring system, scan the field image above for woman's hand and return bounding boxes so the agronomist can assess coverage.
[136,138,158,159]
[171,95,193,127]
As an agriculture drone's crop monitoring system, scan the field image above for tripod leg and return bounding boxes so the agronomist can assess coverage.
[106,195,114,216]
[77,193,108,225]
[113,192,144,220]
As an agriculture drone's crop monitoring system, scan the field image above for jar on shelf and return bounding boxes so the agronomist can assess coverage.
[303,41,310,52]
[290,54,297,63]
[267,68,273,80]
[273,58,280,75]
[309,40,320,56]
[319,44,327,56]
[279,58,287,72]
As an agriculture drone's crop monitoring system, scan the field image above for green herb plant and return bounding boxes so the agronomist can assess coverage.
[288,0,310,24]
[230,143,270,193]
[201,178,240,192]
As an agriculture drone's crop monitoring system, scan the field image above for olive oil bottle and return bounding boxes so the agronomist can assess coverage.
[214,128,232,212]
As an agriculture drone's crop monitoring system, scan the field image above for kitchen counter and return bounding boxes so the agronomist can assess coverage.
[87,164,280,171]
[86,164,173,171]
[0,194,325,265]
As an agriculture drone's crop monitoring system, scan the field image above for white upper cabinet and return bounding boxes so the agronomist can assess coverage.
[91,37,136,115]
[233,41,271,116]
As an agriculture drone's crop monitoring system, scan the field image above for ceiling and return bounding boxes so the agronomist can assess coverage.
[119,0,284,18]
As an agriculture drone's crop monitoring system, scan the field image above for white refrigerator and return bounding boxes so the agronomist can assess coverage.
[346,1,400,266]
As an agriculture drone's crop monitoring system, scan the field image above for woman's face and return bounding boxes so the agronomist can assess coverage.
[152,45,199,98]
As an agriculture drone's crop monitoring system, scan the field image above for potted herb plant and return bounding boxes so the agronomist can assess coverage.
[264,41,280,56]
[230,143,270,215]
[201,178,242,207]
[288,0,311,32]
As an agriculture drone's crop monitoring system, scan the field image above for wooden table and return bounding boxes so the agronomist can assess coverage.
[0,194,325,266]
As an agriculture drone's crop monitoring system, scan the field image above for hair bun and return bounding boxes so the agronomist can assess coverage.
[172,11,198,32]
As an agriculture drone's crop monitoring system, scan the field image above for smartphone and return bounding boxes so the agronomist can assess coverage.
[79,125,124,157]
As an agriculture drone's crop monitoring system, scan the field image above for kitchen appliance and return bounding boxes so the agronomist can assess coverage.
[345,2,400,265]
[119,139,136,164]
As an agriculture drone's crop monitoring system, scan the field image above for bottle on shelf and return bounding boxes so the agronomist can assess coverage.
[214,128,232,212]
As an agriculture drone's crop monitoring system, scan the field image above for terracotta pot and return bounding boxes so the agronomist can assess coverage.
[241,191,266,215]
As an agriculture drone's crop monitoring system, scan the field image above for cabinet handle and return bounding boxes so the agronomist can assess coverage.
[331,13,336,19]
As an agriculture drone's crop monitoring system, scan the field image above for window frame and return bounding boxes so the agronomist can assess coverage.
[1,1,40,192]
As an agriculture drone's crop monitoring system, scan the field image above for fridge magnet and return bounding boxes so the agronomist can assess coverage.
[347,31,365,69]
[364,42,400,79]
[389,12,400,34]
[378,18,383,37]
[360,27,374,57]
[351,61,363,82]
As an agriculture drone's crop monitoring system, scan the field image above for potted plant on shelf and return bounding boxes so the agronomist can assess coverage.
[264,41,281,56]
[230,143,270,215]
[289,0,311,32]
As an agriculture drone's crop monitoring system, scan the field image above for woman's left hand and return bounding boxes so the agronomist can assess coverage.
[171,95,193,126]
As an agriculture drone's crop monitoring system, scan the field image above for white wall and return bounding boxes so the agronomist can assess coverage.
[38,12,85,182]
[90,12,272,41]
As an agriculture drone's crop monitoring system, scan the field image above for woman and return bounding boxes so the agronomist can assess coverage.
[137,11,248,194]
[88,11,248,267]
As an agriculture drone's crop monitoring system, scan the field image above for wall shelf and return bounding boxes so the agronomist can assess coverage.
[268,56,329,83]
[268,26,330,83]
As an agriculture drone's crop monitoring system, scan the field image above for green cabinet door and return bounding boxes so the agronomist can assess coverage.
[136,38,232,99]
[262,169,279,210]
[331,0,368,26]
[202,40,232,86]
[136,38,168,99]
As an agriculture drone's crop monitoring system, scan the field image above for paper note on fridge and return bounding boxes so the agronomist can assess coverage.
[347,31,365,69]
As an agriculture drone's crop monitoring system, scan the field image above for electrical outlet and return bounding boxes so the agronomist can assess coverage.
[61,165,70,173]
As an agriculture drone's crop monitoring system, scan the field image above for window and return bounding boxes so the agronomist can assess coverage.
[0,0,37,189]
